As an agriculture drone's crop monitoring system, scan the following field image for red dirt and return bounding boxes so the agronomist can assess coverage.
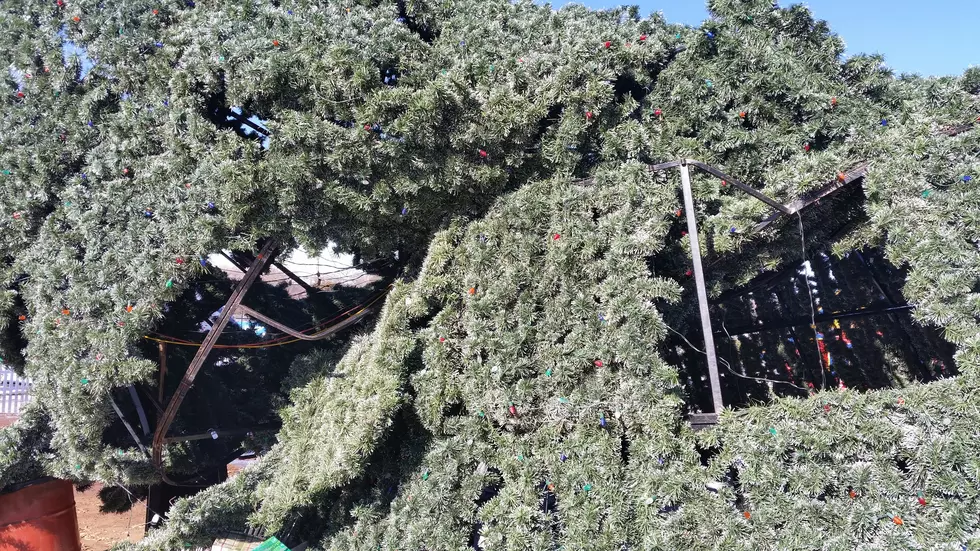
[75,483,146,551]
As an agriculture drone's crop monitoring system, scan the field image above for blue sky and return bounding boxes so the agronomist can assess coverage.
[571,0,977,77]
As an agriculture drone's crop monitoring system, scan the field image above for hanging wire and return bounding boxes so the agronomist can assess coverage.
[796,211,826,390]
[285,270,387,300]
[665,323,809,392]
[112,483,169,530]
[267,256,387,269]
[702,212,827,393]
[190,261,379,286]
[126,490,133,539]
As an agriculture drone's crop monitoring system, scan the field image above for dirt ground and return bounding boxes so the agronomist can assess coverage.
[73,462,253,550]
[3,410,252,551]
[75,483,146,551]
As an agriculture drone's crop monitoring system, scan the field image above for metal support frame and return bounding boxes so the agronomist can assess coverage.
[649,159,789,424]
[151,240,278,485]
[109,395,149,456]
[236,304,373,341]
[163,423,282,444]
[127,385,150,436]
[148,240,378,484]
[679,163,725,417]
[751,162,868,233]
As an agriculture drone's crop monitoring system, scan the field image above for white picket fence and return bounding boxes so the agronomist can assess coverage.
[0,366,32,415]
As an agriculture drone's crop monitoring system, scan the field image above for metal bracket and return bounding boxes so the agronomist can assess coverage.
[751,162,869,233]
[678,162,724,416]
[648,159,789,424]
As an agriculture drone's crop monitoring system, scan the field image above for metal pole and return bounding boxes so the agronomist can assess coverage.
[680,163,724,416]
[127,385,150,437]
[151,240,277,485]
[235,304,373,341]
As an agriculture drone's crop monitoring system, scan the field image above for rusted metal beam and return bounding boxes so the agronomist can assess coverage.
[235,304,372,341]
[151,240,278,486]
[751,162,869,233]
[940,119,977,137]
[686,160,792,214]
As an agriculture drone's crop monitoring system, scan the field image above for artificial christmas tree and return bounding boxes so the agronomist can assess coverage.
[1,0,979,549]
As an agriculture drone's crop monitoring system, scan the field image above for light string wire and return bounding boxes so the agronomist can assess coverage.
[665,323,809,392]
[111,482,168,531]
[796,211,826,390]
[664,209,827,395]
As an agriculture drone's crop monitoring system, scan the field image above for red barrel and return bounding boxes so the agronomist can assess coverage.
[0,478,82,551]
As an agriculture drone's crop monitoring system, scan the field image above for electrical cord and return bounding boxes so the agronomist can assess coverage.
[796,211,826,390]
[112,483,168,528]
[665,323,809,392]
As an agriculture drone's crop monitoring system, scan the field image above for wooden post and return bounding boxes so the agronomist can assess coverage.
[680,162,724,417]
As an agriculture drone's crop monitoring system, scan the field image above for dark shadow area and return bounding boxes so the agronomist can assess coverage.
[668,246,957,414]
[197,77,268,144]
[1,284,29,373]
[397,0,439,44]
[470,467,504,550]
[97,484,148,513]
[653,180,955,414]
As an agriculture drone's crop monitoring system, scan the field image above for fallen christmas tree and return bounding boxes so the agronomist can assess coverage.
[2,0,979,549]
